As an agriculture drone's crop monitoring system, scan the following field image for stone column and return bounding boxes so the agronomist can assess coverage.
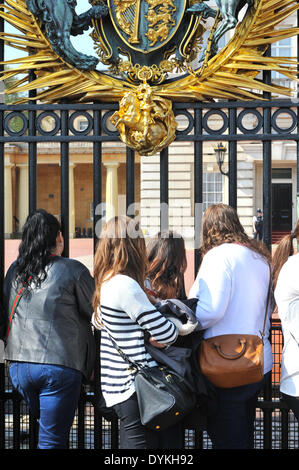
[4,163,13,237]
[104,162,119,222]
[18,164,29,232]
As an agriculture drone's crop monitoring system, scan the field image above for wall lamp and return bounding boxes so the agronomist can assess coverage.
[214,142,229,177]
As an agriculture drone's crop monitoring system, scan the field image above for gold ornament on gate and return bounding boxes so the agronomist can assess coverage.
[110,79,177,156]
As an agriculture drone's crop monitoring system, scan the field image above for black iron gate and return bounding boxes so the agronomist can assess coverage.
[0,17,299,449]
[0,98,298,450]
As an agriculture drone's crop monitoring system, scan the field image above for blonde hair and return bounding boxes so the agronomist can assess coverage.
[93,216,148,323]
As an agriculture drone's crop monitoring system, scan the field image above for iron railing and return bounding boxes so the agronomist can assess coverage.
[0,98,298,448]
[0,6,299,448]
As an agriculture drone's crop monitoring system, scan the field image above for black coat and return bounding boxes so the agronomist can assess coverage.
[145,298,215,429]
[1,256,96,381]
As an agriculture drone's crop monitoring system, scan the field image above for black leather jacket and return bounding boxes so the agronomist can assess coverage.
[1,256,96,381]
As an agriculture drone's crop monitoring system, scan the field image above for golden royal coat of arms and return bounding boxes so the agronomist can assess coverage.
[0,0,298,155]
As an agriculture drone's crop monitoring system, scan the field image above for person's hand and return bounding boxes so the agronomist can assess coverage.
[149,337,166,348]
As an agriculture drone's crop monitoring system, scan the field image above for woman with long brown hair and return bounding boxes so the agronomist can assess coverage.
[189,204,273,449]
[144,231,197,449]
[92,216,178,449]
[145,230,187,302]
[273,220,299,422]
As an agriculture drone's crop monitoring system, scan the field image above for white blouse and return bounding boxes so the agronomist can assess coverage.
[189,243,273,375]
[275,253,299,396]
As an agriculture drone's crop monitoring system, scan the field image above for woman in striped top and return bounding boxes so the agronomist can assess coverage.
[93,216,178,449]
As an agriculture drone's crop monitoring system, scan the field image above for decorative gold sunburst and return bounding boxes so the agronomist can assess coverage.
[0,0,298,103]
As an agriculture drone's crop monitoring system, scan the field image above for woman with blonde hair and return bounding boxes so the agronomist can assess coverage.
[273,220,299,421]
[92,216,178,449]
[189,203,273,449]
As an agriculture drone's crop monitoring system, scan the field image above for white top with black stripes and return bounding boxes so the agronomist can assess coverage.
[99,273,178,407]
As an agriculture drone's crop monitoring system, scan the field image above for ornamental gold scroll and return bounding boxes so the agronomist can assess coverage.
[110,83,177,156]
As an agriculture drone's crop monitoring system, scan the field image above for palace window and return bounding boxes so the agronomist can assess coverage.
[203,172,224,211]
[271,37,292,80]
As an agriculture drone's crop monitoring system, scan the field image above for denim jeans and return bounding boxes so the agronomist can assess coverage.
[207,372,270,449]
[9,362,82,449]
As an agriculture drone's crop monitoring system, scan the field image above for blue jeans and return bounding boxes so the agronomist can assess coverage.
[9,362,82,449]
[207,373,270,449]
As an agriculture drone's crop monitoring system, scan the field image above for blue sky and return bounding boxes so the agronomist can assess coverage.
[4,0,98,63]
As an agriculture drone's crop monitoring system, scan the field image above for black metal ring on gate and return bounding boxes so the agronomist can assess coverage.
[102,110,119,135]
[69,111,93,135]
[271,108,297,134]
[237,109,263,134]
[4,111,28,136]
[36,111,60,135]
[174,110,194,135]
[202,110,228,135]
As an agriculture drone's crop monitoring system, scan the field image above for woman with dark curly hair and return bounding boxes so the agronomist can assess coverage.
[0,209,95,449]
[189,204,273,449]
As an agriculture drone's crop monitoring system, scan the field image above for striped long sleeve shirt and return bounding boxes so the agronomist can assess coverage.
[99,274,178,407]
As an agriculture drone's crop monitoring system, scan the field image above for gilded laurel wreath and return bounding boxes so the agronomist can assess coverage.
[0,0,297,103]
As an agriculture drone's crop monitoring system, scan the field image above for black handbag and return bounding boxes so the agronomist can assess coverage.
[106,330,197,431]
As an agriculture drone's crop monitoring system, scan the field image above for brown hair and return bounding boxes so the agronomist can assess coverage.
[93,216,148,322]
[200,204,271,264]
[272,220,299,289]
[146,231,187,299]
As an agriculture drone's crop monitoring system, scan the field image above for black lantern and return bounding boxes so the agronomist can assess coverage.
[214,142,228,176]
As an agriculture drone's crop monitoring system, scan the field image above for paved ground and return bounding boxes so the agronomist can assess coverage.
[4,239,196,294]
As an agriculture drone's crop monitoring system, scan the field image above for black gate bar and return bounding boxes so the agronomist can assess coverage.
[126,147,135,215]
[93,107,102,252]
[228,105,237,209]
[194,108,203,276]
[28,70,37,214]
[160,147,169,232]
[60,109,70,257]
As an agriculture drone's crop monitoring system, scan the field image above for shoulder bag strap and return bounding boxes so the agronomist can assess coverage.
[100,316,142,371]
[5,285,25,343]
[5,276,31,343]
[260,265,272,343]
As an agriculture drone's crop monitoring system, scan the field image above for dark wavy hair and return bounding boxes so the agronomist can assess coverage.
[146,231,187,299]
[14,209,61,291]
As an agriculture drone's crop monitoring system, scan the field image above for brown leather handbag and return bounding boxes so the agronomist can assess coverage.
[199,276,271,389]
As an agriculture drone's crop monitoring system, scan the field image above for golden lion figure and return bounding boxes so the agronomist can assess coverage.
[111,83,177,156]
